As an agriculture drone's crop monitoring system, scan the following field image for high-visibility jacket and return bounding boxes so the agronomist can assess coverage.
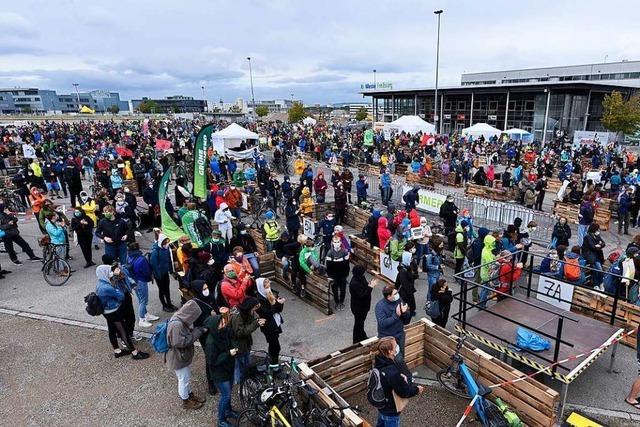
[263,220,280,241]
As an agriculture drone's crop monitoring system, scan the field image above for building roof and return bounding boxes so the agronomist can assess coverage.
[360,79,640,96]
[461,60,640,78]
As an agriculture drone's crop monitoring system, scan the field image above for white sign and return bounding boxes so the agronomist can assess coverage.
[535,275,575,312]
[303,217,315,239]
[22,143,36,159]
[379,252,399,282]
[241,193,248,210]
[572,131,616,149]
[402,185,447,215]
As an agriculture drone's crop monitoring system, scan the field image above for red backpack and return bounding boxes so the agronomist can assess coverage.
[564,257,581,281]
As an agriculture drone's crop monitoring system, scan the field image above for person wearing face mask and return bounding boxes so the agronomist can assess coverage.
[126,242,159,327]
[551,216,571,248]
[133,157,147,197]
[313,172,328,203]
[256,278,285,366]
[224,184,243,220]
[619,187,633,235]
[396,242,419,317]
[375,286,411,357]
[582,223,606,290]
[70,206,95,268]
[229,224,260,277]
[95,205,129,264]
[150,233,178,312]
[453,220,469,279]
[228,245,255,282]
[349,266,377,343]
[143,179,159,230]
[95,264,149,360]
[262,211,281,252]
[326,236,351,311]
[230,296,265,384]
[167,300,208,410]
[425,236,445,299]
[439,195,459,240]
[284,196,301,239]
[187,279,219,395]
[334,182,348,225]
[220,264,251,308]
[214,202,235,244]
[429,279,454,328]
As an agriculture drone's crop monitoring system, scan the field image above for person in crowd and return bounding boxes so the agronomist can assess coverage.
[150,233,178,312]
[299,186,314,217]
[334,182,348,225]
[377,216,392,251]
[214,202,235,244]
[582,223,606,290]
[126,242,159,327]
[256,278,285,366]
[44,211,69,264]
[229,226,260,276]
[95,264,149,361]
[299,236,325,279]
[95,205,128,264]
[375,285,411,355]
[349,266,377,343]
[230,296,264,384]
[558,245,587,284]
[167,300,207,410]
[365,210,381,249]
[228,244,256,281]
[479,234,498,309]
[284,197,301,239]
[425,236,444,298]
[187,280,219,396]
[551,216,571,248]
[439,195,459,241]
[429,278,453,328]
[262,210,281,252]
[313,172,328,203]
[578,195,594,246]
[0,203,41,265]
[534,175,548,210]
[389,226,407,262]
[356,174,369,205]
[396,242,419,317]
[70,206,95,268]
[619,187,633,235]
[220,263,252,308]
[495,250,523,300]
[317,211,337,259]
[453,220,469,279]
[372,336,424,427]
[224,184,243,220]
[381,168,392,206]
[326,235,350,311]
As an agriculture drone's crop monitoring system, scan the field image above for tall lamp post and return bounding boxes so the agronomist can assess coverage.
[433,9,443,133]
[247,57,256,115]
[201,85,207,112]
[72,83,80,108]
[373,69,377,88]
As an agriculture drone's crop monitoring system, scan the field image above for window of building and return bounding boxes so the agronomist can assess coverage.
[488,101,498,111]
[457,101,466,110]
[444,101,452,110]
[524,100,535,111]
[508,101,515,110]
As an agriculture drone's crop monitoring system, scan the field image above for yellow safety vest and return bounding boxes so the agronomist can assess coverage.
[263,221,280,241]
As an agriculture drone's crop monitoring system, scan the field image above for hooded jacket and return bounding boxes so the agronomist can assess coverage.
[150,233,172,278]
[373,354,420,416]
[204,315,235,383]
[95,265,123,313]
[230,298,260,353]
[366,211,381,247]
[471,228,490,266]
[166,300,205,371]
[127,249,152,282]
[300,187,314,215]
[377,217,392,250]
[480,235,497,282]
[349,265,372,316]
[256,278,284,335]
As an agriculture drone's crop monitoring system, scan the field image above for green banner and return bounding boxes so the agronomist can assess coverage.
[181,210,204,248]
[364,128,374,146]
[158,167,186,241]
[193,123,213,199]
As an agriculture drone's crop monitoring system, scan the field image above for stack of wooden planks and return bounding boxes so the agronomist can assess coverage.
[344,205,370,233]
[405,172,435,188]
[274,257,333,315]
[258,252,276,280]
[431,167,457,187]
[248,227,267,255]
[394,163,408,174]
[546,178,563,194]
[349,234,381,272]
[553,201,611,231]
[465,183,511,202]
[313,202,335,221]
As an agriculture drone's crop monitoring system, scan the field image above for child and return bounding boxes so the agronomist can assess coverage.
[495,250,523,301]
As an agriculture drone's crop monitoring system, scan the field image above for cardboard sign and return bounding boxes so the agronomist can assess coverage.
[22,143,36,159]
[535,275,575,312]
[379,252,399,282]
[303,217,315,239]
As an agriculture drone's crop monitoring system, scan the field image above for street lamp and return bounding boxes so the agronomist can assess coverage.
[373,69,377,88]
[201,85,207,112]
[433,9,443,133]
[72,83,80,107]
[247,57,256,114]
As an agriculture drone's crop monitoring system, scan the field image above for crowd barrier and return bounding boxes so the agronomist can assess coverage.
[303,318,559,427]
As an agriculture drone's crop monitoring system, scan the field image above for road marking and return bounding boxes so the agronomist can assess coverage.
[315,315,335,323]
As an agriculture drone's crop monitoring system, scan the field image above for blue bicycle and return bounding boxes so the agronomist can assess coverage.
[437,334,520,426]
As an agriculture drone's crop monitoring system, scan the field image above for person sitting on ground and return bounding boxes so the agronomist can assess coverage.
[558,245,587,285]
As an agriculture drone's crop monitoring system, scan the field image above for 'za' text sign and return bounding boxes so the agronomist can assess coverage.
[535,276,574,312]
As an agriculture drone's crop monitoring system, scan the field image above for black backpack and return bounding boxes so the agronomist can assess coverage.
[194,216,213,240]
[366,367,389,409]
[84,292,104,316]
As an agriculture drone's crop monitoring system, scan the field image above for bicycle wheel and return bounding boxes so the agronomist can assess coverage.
[239,375,268,409]
[482,399,510,427]
[237,408,267,426]
[43,258,71,286]
[437,367,471,398]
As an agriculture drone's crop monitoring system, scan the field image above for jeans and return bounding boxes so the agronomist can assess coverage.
[105,242,127,264]
[215,380,232,421]
[478,282,494,309]
[591,261,603,287]
[577,225,588,247]
[245,253,260,277]
[134,280,149,319]
[266,240,276,252]
[281,256,290,278]
[234,351,251,384]
[381,187,391,205]
[175,366,192,400]
[416,243,428,272]
[376,412,401,427]
[427,273,440,300]
[231,208,241,221]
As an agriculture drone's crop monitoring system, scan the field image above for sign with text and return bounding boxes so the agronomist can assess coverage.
[22,143,36,159]
[572,131,616,149]
[402,185,447,215]
[303,217,316,239]
[535,275,575,312]
[379,252,399,282]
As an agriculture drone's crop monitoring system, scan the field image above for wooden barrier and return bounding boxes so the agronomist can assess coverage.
[313,202,335,221]
[349,234,380,272]
[546,178,562,194]
[248,227,267,255]
[465,183,512,202]
[394,163,408,175]
[431,167,457,187]
[405,172,435,188]
[305,319,559,427]
[274,257,333,315]
[553,201,611,231]
[344,205,370,233]
[571,287,639,349]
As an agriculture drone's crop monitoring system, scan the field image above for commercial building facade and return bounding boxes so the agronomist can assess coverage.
[363,61,640,142]
[131,96,206,113]
[0,88,129,114]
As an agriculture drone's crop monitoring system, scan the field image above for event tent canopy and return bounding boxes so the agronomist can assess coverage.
[503,128,533,141]
[212,123,259,148]
[383,115,436,137]
[302,116,317,125]
[462,123,502,138]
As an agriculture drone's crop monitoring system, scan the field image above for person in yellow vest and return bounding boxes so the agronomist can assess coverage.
[30,159,42,178]
[77,191,100,249]
[294,156,305,176]
[124,160,134,180]
[380,153,389,167]
[300,187,314,217]
[262,211,281,252]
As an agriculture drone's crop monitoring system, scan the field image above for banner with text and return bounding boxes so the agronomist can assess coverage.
[535,275,575,311]
[158,167,186,241]
[402,185,447,214]
[193,124,214,199]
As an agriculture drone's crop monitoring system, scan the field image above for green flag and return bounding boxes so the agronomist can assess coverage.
[193,124,213,199]
[158,167,186,241]
[364,128,374,146]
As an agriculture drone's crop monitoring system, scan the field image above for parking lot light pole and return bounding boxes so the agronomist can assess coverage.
[434,9,443,133]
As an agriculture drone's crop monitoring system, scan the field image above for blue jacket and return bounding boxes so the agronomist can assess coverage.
[210,159,221,175]
[425,249,442,281]
[619,193,632,215]
[579,202,594,225]
[45,220,66,245]
[150,242,172,278]
[127,250,152,282]
[375,298,411,345]
[356,179,368,197]
[95,265,124,312]
[318,218,336,241]
[381,173,391,188]
[501,236,519,253]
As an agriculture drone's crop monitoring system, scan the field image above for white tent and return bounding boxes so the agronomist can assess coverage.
[383,115,436,138]
[211,123,259,153]
[503,128,533,141]
[462,123,502,139]
[302,116,317,125]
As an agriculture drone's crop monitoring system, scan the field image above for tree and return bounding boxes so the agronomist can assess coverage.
[288,101,306,123]
[137,100,159,114]
[21,105,32,114]
[229,104,242,113]
[255,105,269,117]
[355,106,368,121]
[107,105,120,114]
[602,91,640,135]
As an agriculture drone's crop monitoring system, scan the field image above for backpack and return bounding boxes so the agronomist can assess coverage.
[214,280,229,309]
[84,292,104,316]
[603,260,624,296]
[194,216,213,240]
[366,367,389,409]
[151,318,181,354]
[563,257,581,282]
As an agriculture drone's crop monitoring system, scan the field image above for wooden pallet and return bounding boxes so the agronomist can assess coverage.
[349,234,381,272]
[465,183,512,202]
[344,205,370,233]
[274,257,333,315]
[431,167,457,187]
[553,201,610,231]
[313,202,335,221]
[546,178,562,194]
[405,172,435,188]
[394,163,408,174]
[248,227,267,255]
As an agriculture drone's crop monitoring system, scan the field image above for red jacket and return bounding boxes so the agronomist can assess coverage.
[377,217,392,250]
[496,263,522,293]
[221,279,250,308]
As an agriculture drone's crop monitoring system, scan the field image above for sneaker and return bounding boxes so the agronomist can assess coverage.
[132,332,143,341]
[131,351,149,360]
[162,306,174,313]
[189,393,206,404]
[145,313,160,321]
[1,269,12,274]
[84,262,96,268]
[138,319,153,328]
[182,398,204,410]
[29,256,42,262]
[300,288,307,298]
[11,259,22,265]
[114,349,132,358]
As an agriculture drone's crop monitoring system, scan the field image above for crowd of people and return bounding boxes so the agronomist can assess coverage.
[3,116,640,426]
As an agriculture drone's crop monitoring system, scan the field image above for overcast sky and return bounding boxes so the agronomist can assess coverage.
[0,0,638,105]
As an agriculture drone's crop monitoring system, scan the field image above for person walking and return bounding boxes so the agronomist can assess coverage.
[95,264,149,360]
[150,233,178,312]
[577,196,594,246]
[619,187,633,235]
[325,236,350,311]
[375,285,411,356]
[166,300,207,410]
[70,206,95,268]
[95,205,128,264]
[349,266,377,343]
[127,242,159,328]
[0,204,41,265]
[230,296,264,384]
[256,278,285,366]
[372,337,423,427]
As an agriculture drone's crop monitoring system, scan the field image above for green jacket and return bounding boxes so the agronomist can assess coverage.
[299,246,319,273]
[390,238,406,262]
[454,224,467,259]
[230,309,259,354]
[203,315,235,383]
[233,170,246,188]
[480,235,497,282]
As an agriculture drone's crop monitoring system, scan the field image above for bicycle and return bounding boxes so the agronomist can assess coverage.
[437,333,519,426]
[239,352,301,411]
[41,243,71,286]
[306,404,360,427]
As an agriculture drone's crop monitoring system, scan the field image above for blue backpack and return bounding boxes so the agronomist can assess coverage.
[151,319,180,354]
[603,260,623,296]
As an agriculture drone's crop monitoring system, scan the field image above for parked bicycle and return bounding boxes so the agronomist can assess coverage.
[41,242,71,286]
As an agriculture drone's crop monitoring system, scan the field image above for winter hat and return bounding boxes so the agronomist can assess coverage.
[265,210,274,220]
[238,296,259,312]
